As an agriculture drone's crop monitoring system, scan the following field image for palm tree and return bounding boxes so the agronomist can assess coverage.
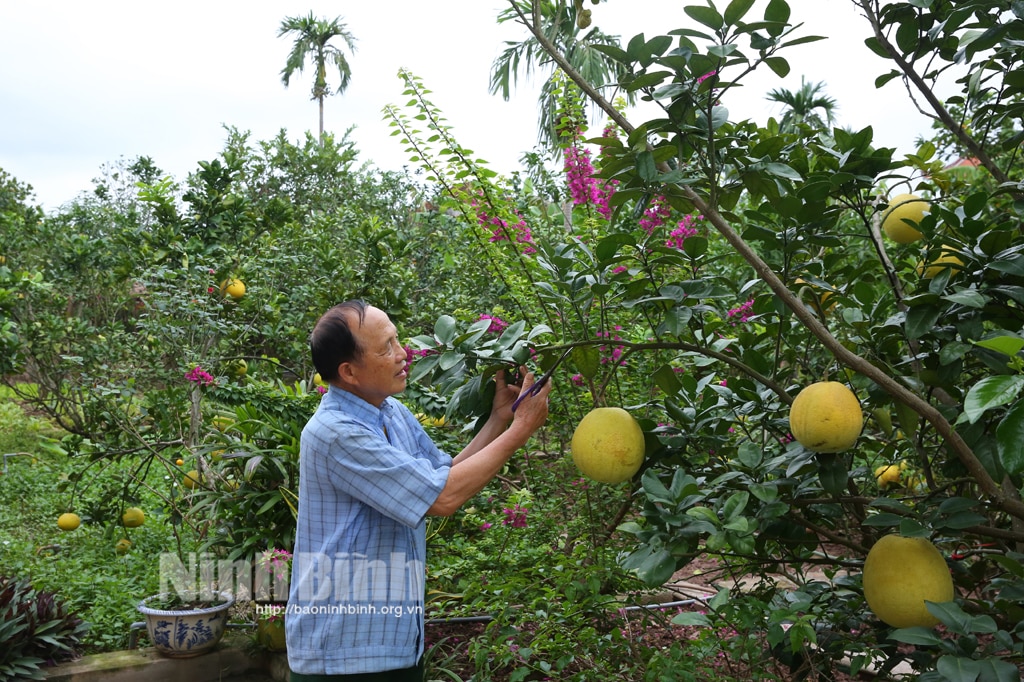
[278,13,357,142]
[490,1,632,153]
[765,77,839,133]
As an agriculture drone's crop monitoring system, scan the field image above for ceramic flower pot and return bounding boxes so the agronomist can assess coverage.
[137,591,235,658]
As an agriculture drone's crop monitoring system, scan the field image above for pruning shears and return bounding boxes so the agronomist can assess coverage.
[510,347,572,413]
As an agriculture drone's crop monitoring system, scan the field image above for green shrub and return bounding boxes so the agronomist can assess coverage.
[0,575,89,681]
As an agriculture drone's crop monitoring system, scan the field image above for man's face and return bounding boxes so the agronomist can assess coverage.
[340,305,408,407]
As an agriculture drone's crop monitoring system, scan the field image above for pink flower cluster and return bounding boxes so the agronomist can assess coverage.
[727,300,755,324]
[502,504,528,528]
[563,145,616,219]
[666,213,703,249]
[597,326,626,367]
[405,346,432,360]
[476,206,536,255]
[185,366,215,386]
[402,345,434,379]
[640,195,672,234]
[258,548,293,582]
[478,314,509,334]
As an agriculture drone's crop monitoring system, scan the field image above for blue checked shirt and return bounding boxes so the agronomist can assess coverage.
[286,386,452,674]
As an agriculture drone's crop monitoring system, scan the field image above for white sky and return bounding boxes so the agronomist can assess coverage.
[1,1,948,212]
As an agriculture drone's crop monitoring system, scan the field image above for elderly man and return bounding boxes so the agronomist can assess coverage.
[286,300,550,681]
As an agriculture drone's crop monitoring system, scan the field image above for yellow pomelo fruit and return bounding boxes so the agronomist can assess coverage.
[220,278,246,299]
[571,407,645,484]
[228,358,248,377]
[121,507,145,528]
[175,458,185,466]
[874,464,902,489]
[183,469,203,489]
[58,512,81,531]
[795,278,836,313]
[917,246,964,279]
[881,193,930,244]
[863,534,954,628]
[115,538,132,555]
[789,381,863,453]
[212,415,233,432]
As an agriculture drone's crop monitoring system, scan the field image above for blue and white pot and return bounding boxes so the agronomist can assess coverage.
[137,591,235,658]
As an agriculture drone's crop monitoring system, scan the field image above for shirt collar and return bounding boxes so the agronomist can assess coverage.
[324,385,395,429]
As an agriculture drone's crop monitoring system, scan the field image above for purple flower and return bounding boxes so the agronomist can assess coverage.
[502,504,528,528]
[563,144,617,219]
[665,213,704,249]
[640,195,672,234]
[727,299,755,324]
[474,200,537,254]
[185,366,215,386]
[478,314,509,334]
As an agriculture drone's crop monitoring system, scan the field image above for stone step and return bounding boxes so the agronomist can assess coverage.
[44,638,288,682]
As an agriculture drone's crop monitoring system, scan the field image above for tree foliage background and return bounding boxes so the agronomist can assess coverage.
[1,0,1023,679]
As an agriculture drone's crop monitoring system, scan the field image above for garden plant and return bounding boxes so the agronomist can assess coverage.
[1,0,1023,680]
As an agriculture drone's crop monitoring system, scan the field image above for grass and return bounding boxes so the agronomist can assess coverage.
[0,398,198,653]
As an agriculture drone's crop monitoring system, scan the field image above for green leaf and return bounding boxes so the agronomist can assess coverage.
[685,5,724,30]
[687,506,721,527]
[571,346,601,380]
[974,335,1024,359]
[974,658,1022,682]
[720,491,749,521]
[875,70,901,87]
[660,305,693,335]
[764,162,802,181]
[637,151,658,182]
[641,469,675,503]
[591,43,629,63]
[862,513,903,528]
[683,235,708,258]
[724,0,756,24]
[671,611,712,627]
[926,600,974,634]
[905,304,943,340]
[942,290,986,308]
[434,315,457,344]
[627,545,677,585]
[995,399,1024,475]
[763,0,790,29]
[963,375,1024,424]
[646,35,674,58]
[764,56,790,77]
[888,627,944,646]
[899,518,929,537]
[816,453,848,496]
[653,364,683,395]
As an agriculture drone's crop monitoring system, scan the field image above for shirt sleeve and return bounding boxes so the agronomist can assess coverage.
[320,420,449,527]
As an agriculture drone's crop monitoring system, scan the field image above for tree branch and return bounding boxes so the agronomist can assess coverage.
[519,0,1024,521]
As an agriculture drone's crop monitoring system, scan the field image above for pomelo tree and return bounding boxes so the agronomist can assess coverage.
[393,0,1024,676]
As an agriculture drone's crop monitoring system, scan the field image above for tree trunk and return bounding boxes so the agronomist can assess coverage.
[318,96,325,144]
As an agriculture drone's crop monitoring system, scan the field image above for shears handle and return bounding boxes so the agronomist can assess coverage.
[509,348,572,412]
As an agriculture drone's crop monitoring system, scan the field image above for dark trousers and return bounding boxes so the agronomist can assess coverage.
[290,659,423,682]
